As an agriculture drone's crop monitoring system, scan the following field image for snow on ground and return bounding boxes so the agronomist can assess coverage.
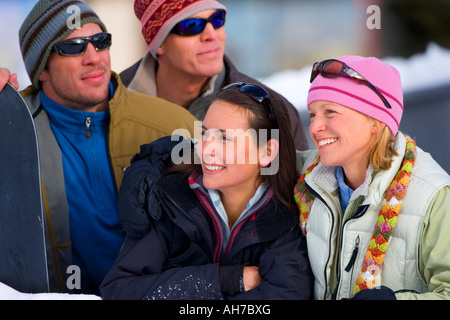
[261,42,450,113]
[0,282,100,300]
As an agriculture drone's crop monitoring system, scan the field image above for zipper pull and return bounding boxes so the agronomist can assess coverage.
[344,235,360,272]
[85,116,92,139]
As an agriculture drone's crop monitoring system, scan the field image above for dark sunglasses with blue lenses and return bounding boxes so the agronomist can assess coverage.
[53,32,112,56]
[223,82,279,129]
[171,9,226,36]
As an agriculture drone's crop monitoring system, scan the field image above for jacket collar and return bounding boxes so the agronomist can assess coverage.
[127,51,157,96]
[159,171,296,248]
[39,81,115,133]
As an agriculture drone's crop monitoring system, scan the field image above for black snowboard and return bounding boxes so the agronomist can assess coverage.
[0,82,49,293]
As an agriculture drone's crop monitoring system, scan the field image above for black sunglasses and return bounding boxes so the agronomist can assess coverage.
[222,82,279,129]
[53,32,112,56]
[310,59,392,109]
[170,9,226,36]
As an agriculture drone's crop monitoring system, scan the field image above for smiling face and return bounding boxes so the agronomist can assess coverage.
[197,100,264,196]
[308,100,377,174]
[157,9,226,80]
[39,23,111,112]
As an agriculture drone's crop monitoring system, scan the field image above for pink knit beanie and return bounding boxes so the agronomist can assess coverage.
[134,0,226,58]
[307,56,403,136]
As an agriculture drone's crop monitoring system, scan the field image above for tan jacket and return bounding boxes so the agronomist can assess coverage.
[21,72,197,292]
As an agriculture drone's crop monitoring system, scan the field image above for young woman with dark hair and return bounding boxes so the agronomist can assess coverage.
[100,82,313,300]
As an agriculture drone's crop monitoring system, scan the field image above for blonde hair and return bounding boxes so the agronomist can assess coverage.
[367,118,399,171]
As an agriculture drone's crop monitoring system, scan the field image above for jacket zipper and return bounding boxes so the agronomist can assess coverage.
[221,193,272,262]
[344,235,360,272]
[305,181,335,300]
[195,191,223,262]
[333,204,369,298]
[221,213,253,263]
[85,116,92,139]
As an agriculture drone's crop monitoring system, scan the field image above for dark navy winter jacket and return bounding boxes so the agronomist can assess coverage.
[100,136,313,300]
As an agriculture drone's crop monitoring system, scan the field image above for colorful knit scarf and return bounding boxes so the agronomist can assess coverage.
[293,137,417,296]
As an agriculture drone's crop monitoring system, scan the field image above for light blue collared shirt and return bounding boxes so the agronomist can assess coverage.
[207,184,268,252]
[336,166,354,213]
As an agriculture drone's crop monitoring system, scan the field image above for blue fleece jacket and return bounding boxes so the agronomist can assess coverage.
[41,85,125,292]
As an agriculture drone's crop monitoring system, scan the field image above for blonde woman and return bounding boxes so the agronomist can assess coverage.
[295,56,450,300]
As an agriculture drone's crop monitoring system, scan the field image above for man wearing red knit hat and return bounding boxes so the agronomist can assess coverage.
[121,0,309,151]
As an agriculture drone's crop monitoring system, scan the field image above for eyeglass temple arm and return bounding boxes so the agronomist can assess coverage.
[344,66,392,109]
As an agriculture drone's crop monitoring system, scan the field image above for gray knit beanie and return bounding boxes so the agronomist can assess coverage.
[19,0,107,89]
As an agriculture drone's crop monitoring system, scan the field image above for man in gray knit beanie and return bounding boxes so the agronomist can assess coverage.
[19,0,107,89]
[0,0,197,295]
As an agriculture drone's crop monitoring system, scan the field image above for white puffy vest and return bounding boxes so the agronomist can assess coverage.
[304,134,449,299]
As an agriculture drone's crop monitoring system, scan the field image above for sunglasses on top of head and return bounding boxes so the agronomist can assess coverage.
[53,32,112,56]
[311,59,392,109]
[170,9,226,36]
[222,82,279,129]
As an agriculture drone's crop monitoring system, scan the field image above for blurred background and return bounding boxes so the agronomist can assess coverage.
[0,0,449,171]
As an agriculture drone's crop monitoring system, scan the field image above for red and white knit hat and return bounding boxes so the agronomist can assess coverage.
[134,0,226,58]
